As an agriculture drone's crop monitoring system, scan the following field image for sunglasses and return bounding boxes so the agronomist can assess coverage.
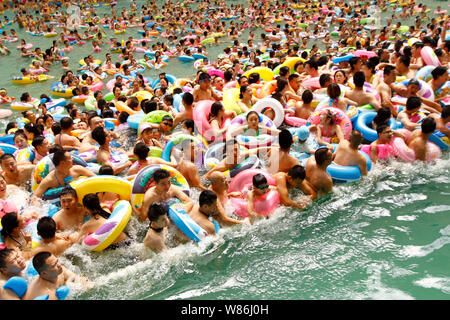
[255,184,269,190]
[162,121,173,127]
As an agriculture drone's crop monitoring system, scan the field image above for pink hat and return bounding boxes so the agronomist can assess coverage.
[138,122,153,135]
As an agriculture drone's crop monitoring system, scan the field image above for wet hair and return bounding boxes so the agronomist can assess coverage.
[0,213,19,239]
[183,118,195,132]
[37,217,56,239]
[5,122,17,134]
[252,173,267,187]
[0,248,14,270]
[288,165,306,181]
[0,153,15,164]
[209,101,223,118]
[302,90,313,104]
[91,126,107,145]
[133,142,149,160]
[327,83,341,99]
[353,71,365,88]
[182,92,194,106]
[279,66,290,77]
[153,169,170,183]
[373,107,391,127]
[32,251,52,275]
[52,149,68,167]
[248,72,260,84]
[199,190,217,207]
[431,66,448,80]
[98,165,114,175]
[384,64,396,77]
[118,111,129,124]
[442,105,450,119]
[398,55,410,67]
[421,117,436,134]
[51,122,62,136]
[60,117,73,130]
[82,193,110,219]
[406,96,422,111]
[315,148,330,166]
[279,129,293,150]
[60,186,77,199]
[24,122,42,137]
[349,130,362,148]
[31,135,46,149]
[319,73,332,88]
[376,124,390,136]
[147,203,168,222]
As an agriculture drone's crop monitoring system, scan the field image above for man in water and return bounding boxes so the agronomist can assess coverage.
[0,154,35,187]
[375,65,399,117]
[267,129,300,174]
[0,249,27,300]
[32,148,95,202]
[333,130,368,176]
[193,72,221,102]
[397,96,425,131]
[52,187,86,232]
[407,117,437,161]
[428,105,450,139]
[345,71,381,109]
[79,114,119,153]
[139,168,194,221]
[274,164,317,210]
[24,251,91,300]
[143,203,170,253]
[32,217,78,257]
[305,148,333,195]
[189,190,225,235]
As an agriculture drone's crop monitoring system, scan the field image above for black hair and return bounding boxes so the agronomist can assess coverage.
[406,96,422,111]
[0,248,14,270]
[0,212,19,239]
[302,90,313,104]
[31,135,46,148]
[147,202,168,222]
[153,168,171,183]
[442,105,450,119]
[91,126,107,145]
[199,190,217,207]
[32,251,52,275]
[60,117,73,130]
[353,71,365,87]
[279,129,293,150]
[373,107,391,127]
[37,216,56,239]
[52,149,68,167]
[288,165,306,181]
[252,173,267,187]
[182,92,194,106]
[315,148,330,166]
[99,165,114,175]
[376,124,390,136]
[431,66,448,80]
[82,193,110,219]
[133,142,149,160]
[421,117,436,134]
[319,73,332,88]
[60,186,77,199]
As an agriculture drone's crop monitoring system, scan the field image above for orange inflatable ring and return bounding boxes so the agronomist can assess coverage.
[115,101,138,115]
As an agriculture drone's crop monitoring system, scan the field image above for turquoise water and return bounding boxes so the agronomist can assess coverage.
[0,1,449,300]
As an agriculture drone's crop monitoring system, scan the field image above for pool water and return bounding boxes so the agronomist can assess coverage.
[0,0,448,300]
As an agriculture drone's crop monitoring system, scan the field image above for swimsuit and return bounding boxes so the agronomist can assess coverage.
[55,171,73,187]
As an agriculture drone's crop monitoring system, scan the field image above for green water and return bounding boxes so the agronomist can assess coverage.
[0,1,449,300]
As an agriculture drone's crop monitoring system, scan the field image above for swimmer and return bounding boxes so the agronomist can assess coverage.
[32,149,95,202]
[305,148,333,195]
[24,252,92,300]
[193,72,221,102]
[245,173,278,223]
[54,117,82,151]
[0,154,34,187]
[32,217,78,257]
[0,249,27,300]
[143,203,170,253]
[52,187,86,232]
[267,129,300,174]
[406,117,437,161]
[139,168,194,222]
[333,130,368,176]
[274,165,317,210]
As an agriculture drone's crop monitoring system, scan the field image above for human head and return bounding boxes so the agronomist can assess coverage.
[421,117,436,134]
[52,149,73,169]
[0,154,18,176]
[349,130,363,149]
[60,186,78,212]
[279,129,293,150]
[376,124,393,141]
[287,165,306,187]
[37,216,57,240]
[405,96,421,112]
[431,66,448,83]
[91,126,109,146]
[327,83,341,99]
[153,169,171,192]
[198,190,218,216]
[314,147,332,167]
[32,252,62,281]
[0,248,26,276]
[32,136,50,156]
[252,173,269,196]
[147,203,169,227]
[82,193,110,219]
[353,71,365,88]
[133,142,149,160]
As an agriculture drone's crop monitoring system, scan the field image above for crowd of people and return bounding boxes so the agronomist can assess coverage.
[0,0,448,300]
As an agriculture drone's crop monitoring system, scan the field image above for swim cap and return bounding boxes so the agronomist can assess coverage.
[296,126,310,141]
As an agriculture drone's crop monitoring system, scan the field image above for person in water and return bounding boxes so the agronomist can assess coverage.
[143,203,171,253]
[32,148,95,203]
